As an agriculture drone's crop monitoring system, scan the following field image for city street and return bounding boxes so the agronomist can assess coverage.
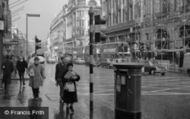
[1,63,190,119]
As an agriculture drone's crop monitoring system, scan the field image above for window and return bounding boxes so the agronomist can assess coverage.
[77,20,85,27]
[162,0,170,13]
[146,33,149,41]
[129,4,132,21]
[117,0,121,24]
[123,0,127,22]
[77,20,80,26]
[77,11,84,17]
[81,20,85,26]
[77,30,85,37]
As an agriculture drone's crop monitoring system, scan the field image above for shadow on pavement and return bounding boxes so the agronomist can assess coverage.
[28,98,43,119]
[54,102,74,119]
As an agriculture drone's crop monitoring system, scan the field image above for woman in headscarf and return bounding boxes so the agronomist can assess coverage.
[63,63,80,113]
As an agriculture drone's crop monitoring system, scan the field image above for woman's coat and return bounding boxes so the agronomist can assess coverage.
[28,64,45,88]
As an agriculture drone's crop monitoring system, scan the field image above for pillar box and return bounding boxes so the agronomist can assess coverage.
[113,62,143,119]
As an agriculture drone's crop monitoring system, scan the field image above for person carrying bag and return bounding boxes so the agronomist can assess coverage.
[63,63,80,113]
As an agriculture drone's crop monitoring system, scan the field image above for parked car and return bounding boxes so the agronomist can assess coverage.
[47,57,56,64]
[142,60,167,76]
[75,58,85,65]
[183,52,190,77]
[85,59,101,67]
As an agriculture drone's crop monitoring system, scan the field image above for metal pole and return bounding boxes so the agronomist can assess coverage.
[0,30,3,75]
[89,7,94,119]
[184,0,186,48]
[26,14,28,59]
[184,23,186,48]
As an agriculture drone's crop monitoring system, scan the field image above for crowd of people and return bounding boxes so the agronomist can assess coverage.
[1,54,80,114]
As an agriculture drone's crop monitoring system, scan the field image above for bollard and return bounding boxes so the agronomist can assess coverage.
[113,62,143,119]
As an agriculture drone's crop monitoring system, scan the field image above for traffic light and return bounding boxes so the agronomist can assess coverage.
[94,15,107,43]
[35,36,41,51]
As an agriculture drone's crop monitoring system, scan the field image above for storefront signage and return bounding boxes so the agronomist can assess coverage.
[103,48,116,53]
[0,20,4,30]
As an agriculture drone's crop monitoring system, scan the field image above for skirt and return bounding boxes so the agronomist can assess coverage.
[63,90,78,104]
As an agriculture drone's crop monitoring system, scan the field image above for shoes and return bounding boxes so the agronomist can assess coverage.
[70,105,74,113]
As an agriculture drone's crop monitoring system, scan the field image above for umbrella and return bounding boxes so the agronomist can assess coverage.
[29,56,46,63]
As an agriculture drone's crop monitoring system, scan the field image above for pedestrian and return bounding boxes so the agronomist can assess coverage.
[55,56,68,102]
[28,57,46,100]
[63,63,80,113]
[10,55,17,78]
[1,55,14,93]
[16,56,28,89]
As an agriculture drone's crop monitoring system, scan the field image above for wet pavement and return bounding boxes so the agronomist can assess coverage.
[0,64,190,119]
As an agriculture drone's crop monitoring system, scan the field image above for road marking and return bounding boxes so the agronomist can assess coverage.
[143,85,190,93]
[142,92,190,95]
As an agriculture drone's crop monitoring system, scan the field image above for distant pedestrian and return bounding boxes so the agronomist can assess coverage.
[28,57,46,100]
[55,56,68,102]
[10,55,17,78]
[63,63,80,113]
[16,56,28,89]
[1,55,14,93]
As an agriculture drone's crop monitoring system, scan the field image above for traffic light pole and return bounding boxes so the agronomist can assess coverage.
[89,7,94,119]
[0,30,3,75]
[26,15,28,58]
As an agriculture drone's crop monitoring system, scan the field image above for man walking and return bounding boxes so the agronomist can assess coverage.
[16,56,28,89]
[55,56,68,102]
[28,57,46,100]
[1,55,14,93]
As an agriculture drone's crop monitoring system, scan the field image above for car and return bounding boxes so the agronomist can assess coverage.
[183,52,190,77]
[47,57,56,64]
[85,60,101,67]
[142,60,167,76]
[75,58,85,65]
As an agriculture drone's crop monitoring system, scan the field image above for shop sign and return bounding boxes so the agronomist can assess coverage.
[0,20,4,30]
[103,48,116,53]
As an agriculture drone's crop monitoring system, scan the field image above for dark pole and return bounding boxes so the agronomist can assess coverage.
[0,30,3,74]
[89,7,94,119]
[35,36,37,55]
[26,14,28,58]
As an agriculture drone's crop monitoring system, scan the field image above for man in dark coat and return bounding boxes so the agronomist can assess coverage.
[55,56,68,102]
[1,55,14,93]
[16,56,28,88]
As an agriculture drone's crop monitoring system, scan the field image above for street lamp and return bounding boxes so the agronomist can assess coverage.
[26,13,40,58]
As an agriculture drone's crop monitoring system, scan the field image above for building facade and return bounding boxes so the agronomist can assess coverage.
[50,6,65,55]
[50,0,101,57]
[104,0,190,65]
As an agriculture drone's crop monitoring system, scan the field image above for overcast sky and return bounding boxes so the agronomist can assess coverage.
[10,0,68,41]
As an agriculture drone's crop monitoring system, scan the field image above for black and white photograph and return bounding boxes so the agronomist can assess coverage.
[1,0,190,119]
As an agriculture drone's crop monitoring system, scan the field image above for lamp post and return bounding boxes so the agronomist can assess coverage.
[26,13,40,58]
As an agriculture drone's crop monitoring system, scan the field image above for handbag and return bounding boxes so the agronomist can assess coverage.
[65,82,75,92]
[26,68,34,78]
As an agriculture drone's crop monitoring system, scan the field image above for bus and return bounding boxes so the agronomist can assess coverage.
[100,42,130,67]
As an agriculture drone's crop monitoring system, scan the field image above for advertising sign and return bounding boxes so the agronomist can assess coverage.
[0,20,4,30]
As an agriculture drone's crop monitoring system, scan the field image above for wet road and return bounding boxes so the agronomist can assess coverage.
[0,64,190,119]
